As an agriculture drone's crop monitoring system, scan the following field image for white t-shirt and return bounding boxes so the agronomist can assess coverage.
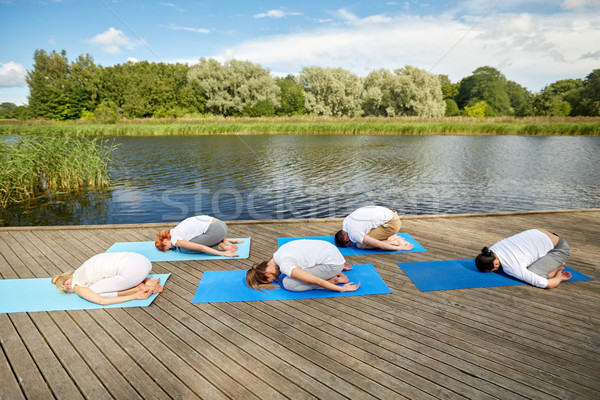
[273,240,346,277]
[71,252,131,288]
[170,215,214,246]
[342,206,394,244]
[490,229,553,288]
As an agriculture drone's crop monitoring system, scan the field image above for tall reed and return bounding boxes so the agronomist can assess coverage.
[0,135,116,207]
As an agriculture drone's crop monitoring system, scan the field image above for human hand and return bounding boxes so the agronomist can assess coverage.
[134,288,152,300]
[561,271,572,281]
[343,263,353,271]
[394,241,414,251]
[341,282,361,292]
[222,251,239,257]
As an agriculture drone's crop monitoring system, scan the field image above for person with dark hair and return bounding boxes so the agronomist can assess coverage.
[155,215,242,256]
[245,240,360,292]
[334,206,413,251]
[475,228,572,289]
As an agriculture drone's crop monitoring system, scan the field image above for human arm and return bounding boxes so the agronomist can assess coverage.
[73,285,152,305]
[174,240,238,257]
[545,268,571,289]
[289,268,360,292]
[361,234,413,251]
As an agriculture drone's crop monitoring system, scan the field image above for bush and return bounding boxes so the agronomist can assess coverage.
[93,100,120,124]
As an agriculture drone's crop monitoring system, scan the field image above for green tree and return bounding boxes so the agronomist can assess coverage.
[96,61,202,118]
[66,54,99,119]
[444,99,460,116]
[299,66,363,116]
[505,80,531,116]
[456,66,512,116]
[0,102,17,119]
[438,74,460,100]
[573,69,600,116]
[275,75,307,115]
[26,49,72,120]
[362,67,445,117]
[524,79,583,116]
[187,58,280,116]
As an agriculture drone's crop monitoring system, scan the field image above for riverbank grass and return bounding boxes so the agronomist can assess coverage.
[1,116,599,136]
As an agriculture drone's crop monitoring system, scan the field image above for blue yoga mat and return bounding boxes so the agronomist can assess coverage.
[106,238,250,261]
[192,264,391,303]
[0,274,170,314]
[397,259,593,291]
[277,233,426,255]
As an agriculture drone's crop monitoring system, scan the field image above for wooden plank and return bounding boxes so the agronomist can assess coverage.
[0,314,54,400]
[8,313,84,399]
[0,325,26,400]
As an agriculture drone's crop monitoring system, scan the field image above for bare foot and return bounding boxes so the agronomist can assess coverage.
[150,283,164,294]
[386,235,402,245]
[218,241,239,252]
[330,273,349,284]
[141,278,163,293]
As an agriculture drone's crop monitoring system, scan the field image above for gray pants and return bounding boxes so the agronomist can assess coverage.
[282,263,345,292]
[179,219,228,253]
[528,238,571,278]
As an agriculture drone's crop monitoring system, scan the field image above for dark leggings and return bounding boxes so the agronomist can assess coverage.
[180,219,228,253]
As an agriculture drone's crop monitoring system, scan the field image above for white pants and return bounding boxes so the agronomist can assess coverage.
[89,253,152,297]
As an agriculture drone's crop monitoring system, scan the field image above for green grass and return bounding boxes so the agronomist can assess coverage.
[1,116,600,136]
[0,135,116,207]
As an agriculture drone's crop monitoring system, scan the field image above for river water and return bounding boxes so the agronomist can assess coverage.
[2,134,599,226]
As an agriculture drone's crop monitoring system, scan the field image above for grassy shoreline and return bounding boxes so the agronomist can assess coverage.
[1,116,600,136]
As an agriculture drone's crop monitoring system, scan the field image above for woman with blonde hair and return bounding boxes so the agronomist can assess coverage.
[155,215,242,256]
[52,252,163,305]
[246,239,360,292]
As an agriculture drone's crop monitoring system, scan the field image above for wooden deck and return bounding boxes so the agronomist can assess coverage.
[1,210,599,400]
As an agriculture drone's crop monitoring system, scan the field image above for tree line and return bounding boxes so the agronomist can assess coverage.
[0,49,598,121]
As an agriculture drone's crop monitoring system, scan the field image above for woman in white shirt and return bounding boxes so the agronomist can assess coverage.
[245,240,360,292]
[52,252,163,305]
[475,229,571,289]
[155,215,242,257]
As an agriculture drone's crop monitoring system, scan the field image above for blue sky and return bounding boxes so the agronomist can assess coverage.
[1,0,599,105]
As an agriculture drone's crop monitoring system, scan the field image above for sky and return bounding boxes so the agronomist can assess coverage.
[1,0,599,105]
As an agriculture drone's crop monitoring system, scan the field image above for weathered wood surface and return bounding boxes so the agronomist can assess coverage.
[1,210,599,399]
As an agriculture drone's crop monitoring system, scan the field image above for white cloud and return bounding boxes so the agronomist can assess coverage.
[0,62,27,88]
[561,0,600,11]
[88,27,137,54]
[580,50,600,59]
[254,9,302,19]
[213,9,600,91]
[168,24,210,34]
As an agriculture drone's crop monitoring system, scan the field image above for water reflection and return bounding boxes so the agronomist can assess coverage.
[1,135,599,226]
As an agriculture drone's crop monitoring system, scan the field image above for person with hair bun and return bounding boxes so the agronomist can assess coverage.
[52,252,163,305]
[246,240,360,292]
[155,215,242,257]
[475,229,572,289]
